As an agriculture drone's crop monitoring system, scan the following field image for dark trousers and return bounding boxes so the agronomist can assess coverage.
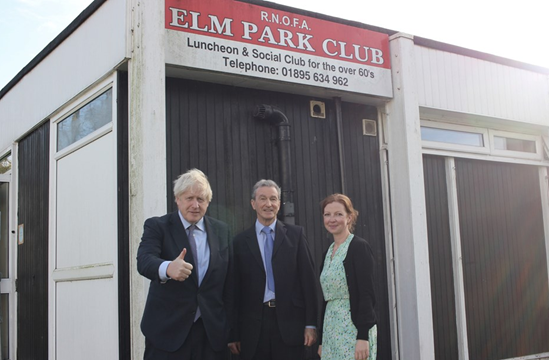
[144,318,227,360]
[246,305,303,360]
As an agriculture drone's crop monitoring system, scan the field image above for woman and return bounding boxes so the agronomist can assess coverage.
[318,194,377,360]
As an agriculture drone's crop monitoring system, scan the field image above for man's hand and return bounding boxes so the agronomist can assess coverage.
[166,248,193,281]
[228,342,241,354]
[355,339,369,360]
[304,327,317,346]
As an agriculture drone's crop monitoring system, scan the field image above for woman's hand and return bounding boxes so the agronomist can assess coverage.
[317,344,322,358]
[355,339,369,360]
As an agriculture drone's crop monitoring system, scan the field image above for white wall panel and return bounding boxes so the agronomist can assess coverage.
[0,0,127,151]
[56,278,118,360]
[415,46,549,126]
[56,133,116,268]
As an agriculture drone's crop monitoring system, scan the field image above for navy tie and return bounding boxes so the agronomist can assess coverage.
[262,226,275,292]
[187,224,201,321]
[187,224,199,281]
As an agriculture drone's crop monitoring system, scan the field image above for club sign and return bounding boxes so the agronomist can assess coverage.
[165,0,393,97]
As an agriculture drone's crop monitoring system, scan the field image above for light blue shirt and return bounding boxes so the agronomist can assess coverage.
[159,214,210,284]
[255,219,315,329]
[255,219,276,303]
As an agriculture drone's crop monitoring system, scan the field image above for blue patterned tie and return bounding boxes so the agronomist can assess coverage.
[262,226,275,292]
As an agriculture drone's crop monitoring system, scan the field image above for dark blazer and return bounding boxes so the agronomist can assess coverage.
[137,212,232,352]
[232,220,318,358]
[319,235,376,342]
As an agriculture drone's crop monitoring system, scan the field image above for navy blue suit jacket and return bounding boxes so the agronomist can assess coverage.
[231,220,318,358]
[137,212,232,352]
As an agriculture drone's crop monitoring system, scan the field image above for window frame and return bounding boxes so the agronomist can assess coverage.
[420,120,490,154]
[421,120,545,162]
[489,129,542,160]
[52,77,115,160]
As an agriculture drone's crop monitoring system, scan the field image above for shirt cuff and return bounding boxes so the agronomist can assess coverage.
[159,260,171,282]
[305,326,316,329]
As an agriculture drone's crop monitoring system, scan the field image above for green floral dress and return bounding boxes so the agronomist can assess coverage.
[320,234,377,360]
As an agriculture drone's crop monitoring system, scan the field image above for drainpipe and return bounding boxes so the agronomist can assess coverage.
[253,104,295,225]
[334,97,347,194]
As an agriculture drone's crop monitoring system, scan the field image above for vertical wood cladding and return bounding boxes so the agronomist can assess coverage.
[422,155,458,360]
[340,102,391,359]
[455,158,549,360]
[17,121,49,360]
[165,77,390,359]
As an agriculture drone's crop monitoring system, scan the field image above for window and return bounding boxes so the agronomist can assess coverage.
[493,136,536,153]
[421,120,543,161]
[0,153,11,174]
[421,127,484,147]
[420,121,489,154]
[57,88,112,151]
[490,130,541,160]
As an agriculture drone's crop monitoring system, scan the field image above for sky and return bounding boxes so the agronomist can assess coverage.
[1,0,548,91]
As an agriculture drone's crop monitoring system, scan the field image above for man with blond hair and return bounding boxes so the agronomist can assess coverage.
[137,169,232,360]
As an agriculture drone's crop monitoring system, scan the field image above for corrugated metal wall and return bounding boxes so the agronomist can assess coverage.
[456,158,549,360]
[165,77,390,359]
[17,121,49,359]
[423,155,459,360]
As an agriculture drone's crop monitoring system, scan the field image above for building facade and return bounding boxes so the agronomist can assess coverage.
[0,0,548,359]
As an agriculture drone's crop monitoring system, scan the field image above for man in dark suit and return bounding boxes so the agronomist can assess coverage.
[137,168,232,360]
[228,179,318,360]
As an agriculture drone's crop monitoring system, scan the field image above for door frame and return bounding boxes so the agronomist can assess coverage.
[0,148,17,360]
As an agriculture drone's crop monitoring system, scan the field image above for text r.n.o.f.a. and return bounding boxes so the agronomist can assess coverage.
[168,8,385,65]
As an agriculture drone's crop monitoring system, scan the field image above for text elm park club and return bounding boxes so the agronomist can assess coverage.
[166,4,392,96]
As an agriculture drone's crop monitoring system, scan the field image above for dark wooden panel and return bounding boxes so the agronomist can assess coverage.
[117,71,131,360]
[166,78,340,240]
[165,78,390,359]
[339,102,391,360]
[455,158,549,360]
[423,155,458,360]
[17,121,49,360]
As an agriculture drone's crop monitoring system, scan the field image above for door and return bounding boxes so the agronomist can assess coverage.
[423,155,549,360]
[51,81,119,360]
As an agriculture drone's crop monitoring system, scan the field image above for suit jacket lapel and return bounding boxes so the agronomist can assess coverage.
[168,211,198,285]
[201,216,219,285]
[244,226,265,271]
[273,220,287,258]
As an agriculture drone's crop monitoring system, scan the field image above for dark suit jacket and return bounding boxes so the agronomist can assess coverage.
[137,212,232,352]
[232,220,318,358]
[319,235,376,343]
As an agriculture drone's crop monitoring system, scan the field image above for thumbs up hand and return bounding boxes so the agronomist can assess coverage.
[167,248,194,281]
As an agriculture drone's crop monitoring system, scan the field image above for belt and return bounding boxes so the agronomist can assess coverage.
[263,299,276,308]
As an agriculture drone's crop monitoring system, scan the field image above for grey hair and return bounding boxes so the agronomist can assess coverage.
[173,168,213,202]
[251,179,281,200]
